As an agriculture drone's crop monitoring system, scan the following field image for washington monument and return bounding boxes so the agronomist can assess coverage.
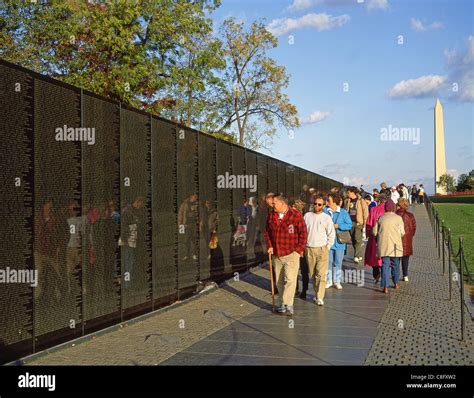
[434,98,447,194]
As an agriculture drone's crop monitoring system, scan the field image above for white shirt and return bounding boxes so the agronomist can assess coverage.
[326,206,341,217]
[391,190,400,203]
[304,212,336,248]
[402,186,409,199]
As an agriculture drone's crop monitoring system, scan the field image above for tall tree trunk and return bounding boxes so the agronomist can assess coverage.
[186,88,192,127]
[234,93,243,145]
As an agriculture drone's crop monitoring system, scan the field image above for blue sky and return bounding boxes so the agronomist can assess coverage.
[212,0,474,193]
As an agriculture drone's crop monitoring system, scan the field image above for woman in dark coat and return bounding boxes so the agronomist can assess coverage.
[396,198,416,281]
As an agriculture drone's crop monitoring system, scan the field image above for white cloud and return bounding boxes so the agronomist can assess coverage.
[301,110,331,125]
[410,17,444,32]
[344,176,371,188]
[410,18,426,32]
[445,36,474,102]
[319,162,350,175]
[366,0,389,11]
[430,21,444,30]
[267,12,350,36]
[387,75,447,99]
[286,0,389,12]
[387,37,473,102]
[287,0,314,12]
[446,169,461,179]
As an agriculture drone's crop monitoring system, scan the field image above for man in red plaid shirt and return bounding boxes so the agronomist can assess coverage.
[264,194,307,316]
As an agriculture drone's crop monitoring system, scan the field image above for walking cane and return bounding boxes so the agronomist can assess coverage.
[268,252,275,312]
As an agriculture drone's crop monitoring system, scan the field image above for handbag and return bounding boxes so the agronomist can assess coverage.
[334,212,352,244]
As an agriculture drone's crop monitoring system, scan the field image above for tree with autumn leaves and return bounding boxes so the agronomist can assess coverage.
[0,0,299,150]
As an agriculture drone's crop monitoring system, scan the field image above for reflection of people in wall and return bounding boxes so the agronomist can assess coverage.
[257,193,273,240]
[108,199,120,225]
[118,197,145,288]
[234,198,250,247]
[34,199,61,299]
[238,199,251,225]
[66,200,85,294]
[247,197,258,249]
[178,193,199,261]
[91,200,118,293]
[200,200,219,259]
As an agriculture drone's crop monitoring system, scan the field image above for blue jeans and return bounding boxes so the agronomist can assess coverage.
[381,256,401,288]
[327,249,344,284]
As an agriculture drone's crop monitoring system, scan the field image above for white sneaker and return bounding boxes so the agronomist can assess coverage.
[316,299,324,306]
[276,305,286,313]
[326,283,333,289]
[403,276,409,282]
[335,283,343,290]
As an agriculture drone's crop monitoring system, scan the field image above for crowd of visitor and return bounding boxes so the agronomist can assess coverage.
[263,182,418,316]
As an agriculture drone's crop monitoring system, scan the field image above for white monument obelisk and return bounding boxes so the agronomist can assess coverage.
[434,98,447,194]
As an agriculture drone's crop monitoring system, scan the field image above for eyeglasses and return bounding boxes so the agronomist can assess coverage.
[315,203,324,207]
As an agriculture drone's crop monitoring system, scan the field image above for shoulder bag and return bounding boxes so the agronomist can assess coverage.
[334,212,352,244]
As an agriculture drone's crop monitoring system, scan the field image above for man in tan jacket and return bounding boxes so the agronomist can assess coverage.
[373,199,405,293]
[344,187,369,264]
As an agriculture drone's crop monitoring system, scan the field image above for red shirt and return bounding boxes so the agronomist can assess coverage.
[264,207,307,257]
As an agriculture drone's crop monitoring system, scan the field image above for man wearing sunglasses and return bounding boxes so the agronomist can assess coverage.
[304,196,335,306]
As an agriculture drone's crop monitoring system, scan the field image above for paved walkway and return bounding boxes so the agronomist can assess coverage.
[22,205,473,366]
[365,204,473,365]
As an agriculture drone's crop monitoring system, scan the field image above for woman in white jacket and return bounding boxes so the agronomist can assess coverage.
[373,199,405,294]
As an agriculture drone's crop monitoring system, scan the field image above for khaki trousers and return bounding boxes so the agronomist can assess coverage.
[273,251,300,307]
[306,246,330,301]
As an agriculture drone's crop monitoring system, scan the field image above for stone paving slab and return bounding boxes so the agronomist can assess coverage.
[25,270,274,365]
[161,258,388,366]
[25,247,387,365]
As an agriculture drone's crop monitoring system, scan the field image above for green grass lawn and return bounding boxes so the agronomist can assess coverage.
[433,203,474,279]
